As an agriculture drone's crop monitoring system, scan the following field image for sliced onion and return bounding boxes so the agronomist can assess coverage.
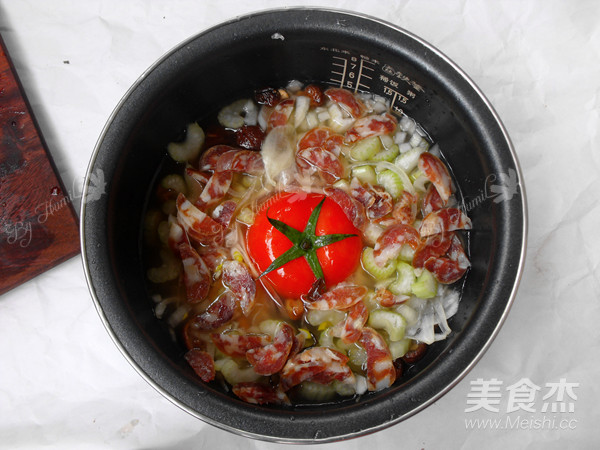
[294,95,310,128]
[261,127,296,186]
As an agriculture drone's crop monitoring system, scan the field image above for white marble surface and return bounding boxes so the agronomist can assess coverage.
[0,1,598,448]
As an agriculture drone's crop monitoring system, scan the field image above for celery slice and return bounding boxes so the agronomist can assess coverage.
[388,338,412,359]
[367,309,407,341]
[332,178,350,190]
[363,223,384,246]
[411,269,438,299]
[297,381,337,402]
[376,169,404,199]
[397,244,416,262]
[350,136,382,161]
[217,359,262,385]
[318,327,336,349]
[362,247,396,280]
[351,165,377,185]
[347,344,368,371]
[372,144,400,162]
[167,122,205,162]
[362,291,380,312]
[258,319,284,336]
[388,261,415,295]
[305,309,345,327]
[333,379,357,397]
[410,169,424,183]
[160,174,187,194]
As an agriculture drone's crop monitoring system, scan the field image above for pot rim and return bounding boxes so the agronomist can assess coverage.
[80,6,528,443]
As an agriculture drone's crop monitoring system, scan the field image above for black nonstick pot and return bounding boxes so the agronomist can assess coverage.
[81,8,527,443]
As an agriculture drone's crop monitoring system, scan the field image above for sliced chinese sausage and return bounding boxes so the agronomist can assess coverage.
[210,330,271,358]
[359,327,396,392]
[298,126,331,150]
[373,287,395,308]
[178,243,211,303]
[183,320,210,350]
[289,331,306,359]
[350,178,393,220]
[199,145,237,171]
[421,183,444,217]
[184,349,215,382]
[424,257,467,284]
[322,134,344,156]
[268,98,295,128]
[412,232,454,269]
[246,322,294,376]
[368,187,394,220]
[332,300,369,344]
[324,87,365,118]
[176,193,224,245]
[344,113,397,143]
[280,346,349,391]
[298,126,343,155]
[309,359,355,386]
[323,186,367,231]
[197,245,230,271]
[185,167,211,186]
[424,234,470,284]
[215,149,264,175]
[418,152,452,203]
[188,291,236,330]
[232,382,290,405]
[447,233,470,269]
[211,200,237,228]
[221,260,256,315]
[197,170,233,207]
[373,224,421,267]
[296,146,344,184]
[301,84,325,106]
[391,190,417,225]
[373,287,409,308]
[419,207,472,237]
[304,284,368,311]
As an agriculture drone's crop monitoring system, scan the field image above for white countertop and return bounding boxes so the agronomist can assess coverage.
[1,1,598,448]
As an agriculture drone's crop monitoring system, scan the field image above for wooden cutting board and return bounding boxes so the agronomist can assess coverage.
[0,33,80,295]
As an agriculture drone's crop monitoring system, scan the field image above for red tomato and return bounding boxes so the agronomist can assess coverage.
[246,192,362,298]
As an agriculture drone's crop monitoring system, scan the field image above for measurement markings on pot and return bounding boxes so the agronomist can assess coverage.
[325,50,424,115]
[329,55,374,93]
[382,86,410,112]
